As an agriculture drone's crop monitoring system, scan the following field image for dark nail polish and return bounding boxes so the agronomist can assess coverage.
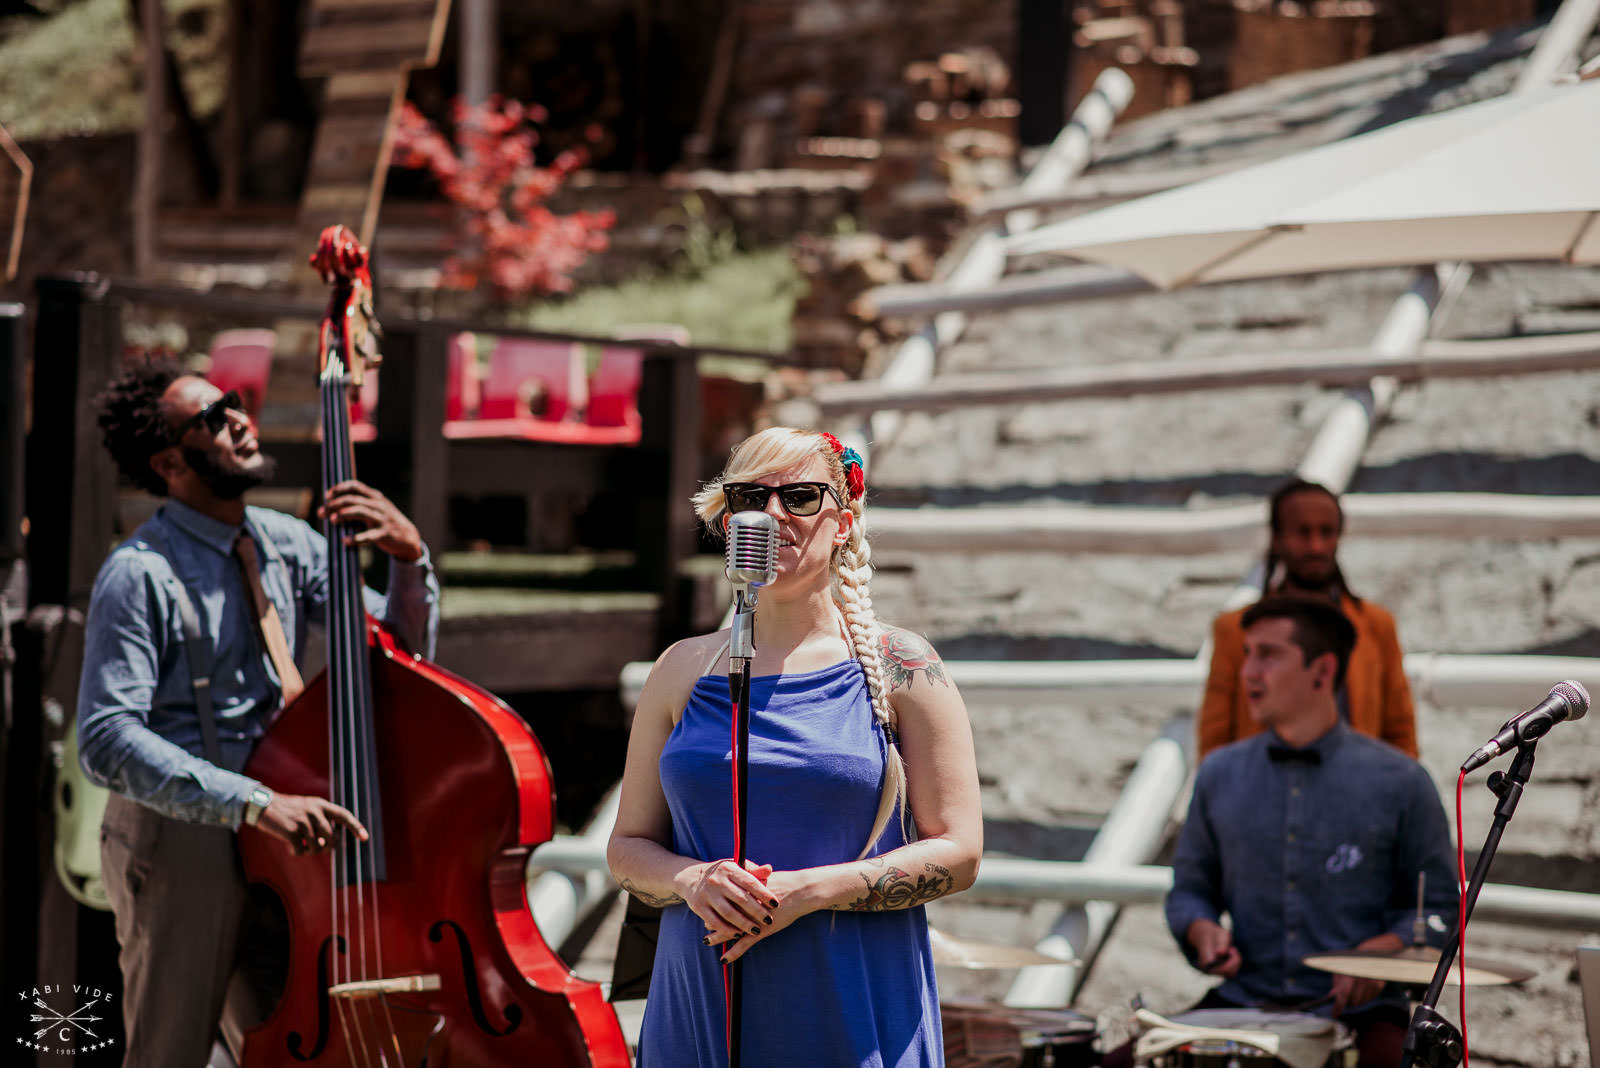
[703,935,714,946]
[763,916,773,926]
[769,898,780,908]
[750,925,761,935]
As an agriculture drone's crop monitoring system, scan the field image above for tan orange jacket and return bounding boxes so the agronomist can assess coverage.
[1197,593,1418,760]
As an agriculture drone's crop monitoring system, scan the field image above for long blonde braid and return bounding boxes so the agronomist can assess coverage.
[834,504,909,858]
[691,427,909,858]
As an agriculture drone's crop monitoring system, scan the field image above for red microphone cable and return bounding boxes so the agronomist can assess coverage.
[1455,767,1470,1067]
[723,688,745,1061]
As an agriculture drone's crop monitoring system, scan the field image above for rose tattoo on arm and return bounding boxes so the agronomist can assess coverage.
[879,629,950,692]
[842,859,955,911]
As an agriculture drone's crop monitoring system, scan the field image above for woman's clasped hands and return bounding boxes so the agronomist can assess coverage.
[684,858,798,963]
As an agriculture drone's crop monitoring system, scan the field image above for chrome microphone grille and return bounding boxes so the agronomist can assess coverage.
[1552,680,1590,721]
[726,511,779,588]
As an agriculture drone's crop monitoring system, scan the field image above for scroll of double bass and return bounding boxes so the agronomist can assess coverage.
[237,226,628,1066]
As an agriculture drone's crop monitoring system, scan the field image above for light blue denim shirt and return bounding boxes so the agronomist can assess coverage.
[77,498,440,828]
[1166,722,1458,1008]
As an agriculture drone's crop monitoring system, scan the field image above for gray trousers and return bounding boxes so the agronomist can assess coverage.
[100,794,251,1068]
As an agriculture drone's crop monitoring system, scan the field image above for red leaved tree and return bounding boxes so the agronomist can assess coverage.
[392,96,615,300]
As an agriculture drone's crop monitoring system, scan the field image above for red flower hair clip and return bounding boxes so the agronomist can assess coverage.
[819,432,866,502]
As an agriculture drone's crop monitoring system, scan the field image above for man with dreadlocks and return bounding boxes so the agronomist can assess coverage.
[608,427,982,1066]
[76,356,438,1067]
[1197,478,1417,760]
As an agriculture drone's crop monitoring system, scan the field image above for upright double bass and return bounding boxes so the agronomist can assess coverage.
[237,227,629,1066]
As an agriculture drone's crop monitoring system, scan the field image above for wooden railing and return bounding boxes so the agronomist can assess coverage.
[27,275,792,648]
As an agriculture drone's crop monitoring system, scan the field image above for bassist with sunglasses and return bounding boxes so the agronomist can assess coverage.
[75,356,439,1067]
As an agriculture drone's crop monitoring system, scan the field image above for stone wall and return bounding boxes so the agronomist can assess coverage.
[719,0,1016,165]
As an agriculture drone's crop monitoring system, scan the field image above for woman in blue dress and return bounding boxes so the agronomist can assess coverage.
[608,427,983,1067]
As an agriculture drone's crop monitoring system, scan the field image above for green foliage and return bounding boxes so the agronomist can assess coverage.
[0,0,226,141]
[514,245,804,354]
[675,193,737,276]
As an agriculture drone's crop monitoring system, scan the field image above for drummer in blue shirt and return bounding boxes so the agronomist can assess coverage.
[1166,594,1457,1067]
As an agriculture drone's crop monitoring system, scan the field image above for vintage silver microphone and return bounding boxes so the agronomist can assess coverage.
[725,510,778,662]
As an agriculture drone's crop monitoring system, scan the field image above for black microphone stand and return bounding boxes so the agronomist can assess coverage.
[725,585,757,1068]
[1398,742,1539,1068]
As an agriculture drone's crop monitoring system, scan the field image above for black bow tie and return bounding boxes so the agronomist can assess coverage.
[1267,745,1322,765]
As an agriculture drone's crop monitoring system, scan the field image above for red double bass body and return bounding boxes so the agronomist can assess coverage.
[236,225,629,1067]
[237,625,629,1066]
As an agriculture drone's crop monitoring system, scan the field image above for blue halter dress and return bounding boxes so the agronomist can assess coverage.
[636,659,944,1067]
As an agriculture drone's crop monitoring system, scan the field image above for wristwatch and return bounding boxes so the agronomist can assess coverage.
[243,785,273,827]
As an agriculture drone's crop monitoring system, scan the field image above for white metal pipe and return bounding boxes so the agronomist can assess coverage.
[1005,69,1136,236]
[844,68,1135,462]
[1297,265,1459,492]
[865,493,1600,555]
[622,654,1600,712]
[526,781,621,950]
[972,161,1247,220]
[937,654,1600,709]
[1519,0,1600,88]
[956,654,1600,709]
[858,262,1150,321]
[525,839,1600,930]
[1006,716,1191,1006]
[814,326,1600,416]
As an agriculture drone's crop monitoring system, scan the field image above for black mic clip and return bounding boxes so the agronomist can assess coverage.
[1402,1005,1463,1068]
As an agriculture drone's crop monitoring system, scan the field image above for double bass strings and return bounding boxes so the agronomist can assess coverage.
[323,361,371,1064]
[332,359,398,1066]
[321,356,404,1064]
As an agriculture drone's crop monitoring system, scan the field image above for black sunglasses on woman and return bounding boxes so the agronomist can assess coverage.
[722,482,844,518]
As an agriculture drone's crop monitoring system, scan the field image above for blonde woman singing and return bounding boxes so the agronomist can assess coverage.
[608,427,982,1066]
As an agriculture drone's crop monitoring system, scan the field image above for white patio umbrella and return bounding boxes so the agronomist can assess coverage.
[1007,78,1600,289]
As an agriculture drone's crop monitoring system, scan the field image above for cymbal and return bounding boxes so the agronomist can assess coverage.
[928,927,1078,970]
[1301,945,1537,986]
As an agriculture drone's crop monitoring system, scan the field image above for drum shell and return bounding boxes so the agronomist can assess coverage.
[1146,1037,1357,1067]
[943,1001,1101,1068]
[1143,1009,1355,1068]
[1020,1029,1102,1067]
[1147,1047,1277,1066]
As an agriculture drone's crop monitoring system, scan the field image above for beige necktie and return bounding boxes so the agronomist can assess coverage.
[234,534,305,706]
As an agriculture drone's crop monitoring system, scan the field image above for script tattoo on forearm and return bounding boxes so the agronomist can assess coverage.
[843,860,954,911]
[619,877,683,908]
[879,629,951,693]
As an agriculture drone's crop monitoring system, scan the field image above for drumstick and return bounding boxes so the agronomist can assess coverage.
[1131,1008,1281,1055]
